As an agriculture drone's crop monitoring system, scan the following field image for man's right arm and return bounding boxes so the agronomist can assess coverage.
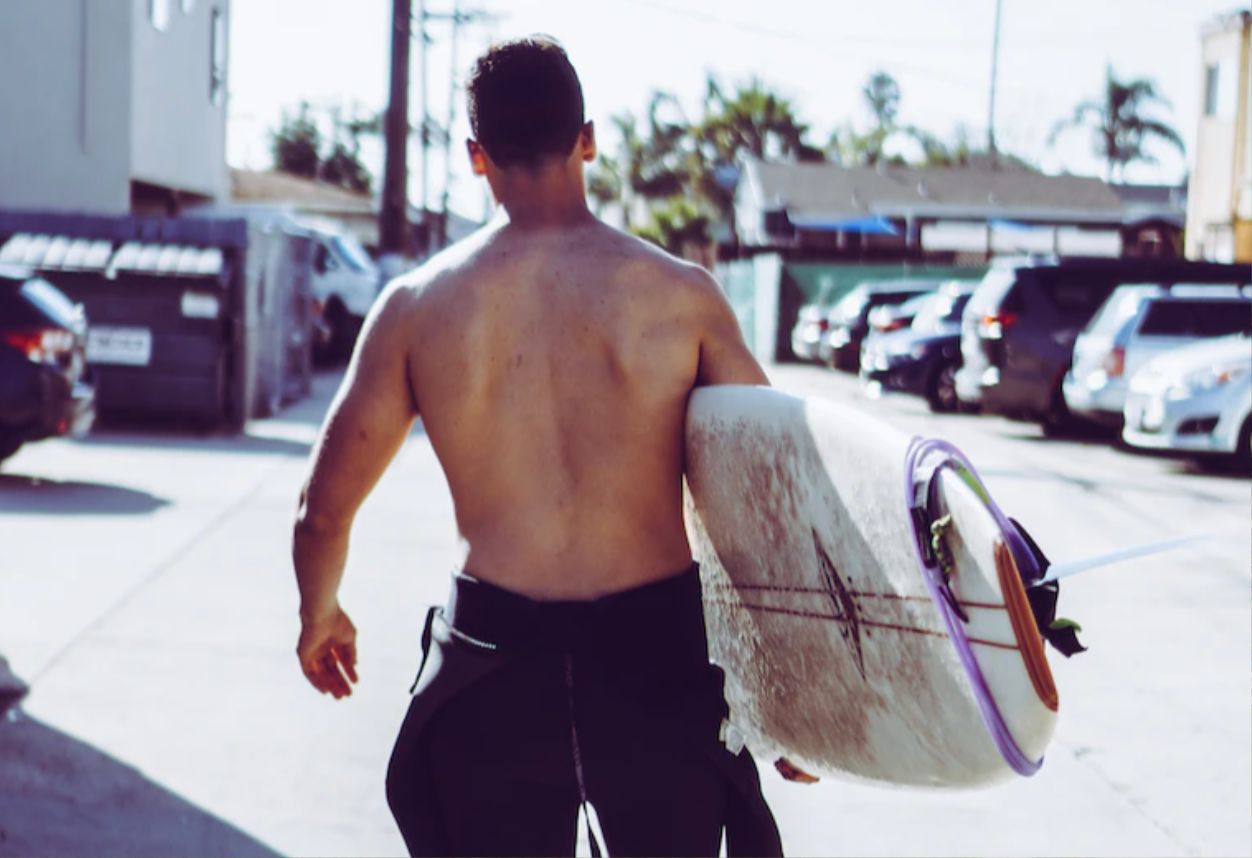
[690,268,771,387]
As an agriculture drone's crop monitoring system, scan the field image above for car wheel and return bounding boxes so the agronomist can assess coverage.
[1236,417,1252,473]
[315,301,358,366]
[1041,384,1076,438]
[927,363,960,413]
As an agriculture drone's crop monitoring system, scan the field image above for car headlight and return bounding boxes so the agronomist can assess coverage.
[1165,362,1250,400]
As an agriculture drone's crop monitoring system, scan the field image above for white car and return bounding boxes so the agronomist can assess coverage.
[1064,283,1250,427]
[1122,334,1252,465]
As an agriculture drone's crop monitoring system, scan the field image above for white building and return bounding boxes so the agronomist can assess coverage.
[1184,9,1251,263]
[0,0,230,216]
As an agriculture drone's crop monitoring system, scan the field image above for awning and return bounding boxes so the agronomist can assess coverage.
[789,214,901,236]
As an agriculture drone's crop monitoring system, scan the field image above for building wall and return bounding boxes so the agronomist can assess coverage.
[1185,11,1252,262]
[130,0,229,203]
[0,0,134,213]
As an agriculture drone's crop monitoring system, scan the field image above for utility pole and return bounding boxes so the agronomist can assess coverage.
[416,2,496,251]
[380,0,412,258]
[418,0,429,245]
[987,0,1003,168]
[439,0,462,250]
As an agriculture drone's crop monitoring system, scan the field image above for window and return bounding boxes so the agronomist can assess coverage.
[181,0,196,12]
[1138,300,1252,337]
[1040,276,1114,318]
[210,7,226,106]
[150,0,169,30]
[1204,64,1220,117]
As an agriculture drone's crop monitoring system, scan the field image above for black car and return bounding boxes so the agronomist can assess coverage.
[0,266,96,464]
[820,279,948,372]
[954,255,1251,433]
[860,282,976,412]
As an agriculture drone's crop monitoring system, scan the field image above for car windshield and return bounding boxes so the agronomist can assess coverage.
[20,278,80,327]
[912,291,971,330]
[329,235,375,274]
[1086,286,1154,338]
[831,289,867,320]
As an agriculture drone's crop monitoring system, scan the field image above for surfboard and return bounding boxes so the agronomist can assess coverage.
[683,385,1059,788]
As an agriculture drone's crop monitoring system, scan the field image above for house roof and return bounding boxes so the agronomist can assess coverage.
[230,168,375,214]
[741,159,1128,224]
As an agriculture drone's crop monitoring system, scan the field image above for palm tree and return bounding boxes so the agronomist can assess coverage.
[1048,66,1184,182]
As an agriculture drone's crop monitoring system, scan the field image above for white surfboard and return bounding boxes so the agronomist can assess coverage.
[684,386,1059,788]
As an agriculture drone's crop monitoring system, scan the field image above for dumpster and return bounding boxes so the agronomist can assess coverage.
[0,211,315,430]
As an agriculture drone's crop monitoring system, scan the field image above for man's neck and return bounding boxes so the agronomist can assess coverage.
[492,166,595,229]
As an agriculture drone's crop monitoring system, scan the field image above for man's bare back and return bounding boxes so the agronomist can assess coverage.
[330,214,765,600]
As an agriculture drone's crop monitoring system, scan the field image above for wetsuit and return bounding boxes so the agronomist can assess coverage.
[385,565,782,857]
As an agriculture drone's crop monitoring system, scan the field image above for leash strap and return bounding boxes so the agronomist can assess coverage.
[904,436,1044,777]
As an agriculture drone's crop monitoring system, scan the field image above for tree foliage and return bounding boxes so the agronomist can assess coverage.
[271,102,322,179]
[270,102,379,193]
[1048,66,1184,181]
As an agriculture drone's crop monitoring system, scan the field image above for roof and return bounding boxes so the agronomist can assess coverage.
[741,160,1128,224]
[230,168,375,214]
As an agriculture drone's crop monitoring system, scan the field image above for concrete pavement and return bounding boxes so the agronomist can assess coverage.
[0,364,1248,856]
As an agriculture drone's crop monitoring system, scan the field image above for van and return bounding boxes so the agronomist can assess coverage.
[303,227,382,361]
[954,255,1250,433]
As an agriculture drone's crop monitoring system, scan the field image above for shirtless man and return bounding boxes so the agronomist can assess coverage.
[293,36,781,856]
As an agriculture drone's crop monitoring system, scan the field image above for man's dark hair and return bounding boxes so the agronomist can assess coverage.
[466,36,585,170]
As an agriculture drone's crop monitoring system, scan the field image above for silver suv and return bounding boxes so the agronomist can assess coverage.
[1063,283,1252,427]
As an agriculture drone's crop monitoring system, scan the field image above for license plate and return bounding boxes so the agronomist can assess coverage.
[87,326,152,366]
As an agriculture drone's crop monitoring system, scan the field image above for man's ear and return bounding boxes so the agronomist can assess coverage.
[467,140,488,176]
[579,121,596,163]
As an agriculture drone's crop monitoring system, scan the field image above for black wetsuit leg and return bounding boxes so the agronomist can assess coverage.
[410,651,581,857]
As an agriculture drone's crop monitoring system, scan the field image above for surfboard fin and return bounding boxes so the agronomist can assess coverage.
[774,757,821,784]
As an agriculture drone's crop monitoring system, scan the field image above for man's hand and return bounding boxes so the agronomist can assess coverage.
[297,606,359,699]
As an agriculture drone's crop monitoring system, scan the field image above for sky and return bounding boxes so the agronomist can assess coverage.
[227,0,1242,224]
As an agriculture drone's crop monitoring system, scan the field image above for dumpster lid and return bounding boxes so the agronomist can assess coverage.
[0,233,224,279]
[107,241,224,278]
[0,233,113,272]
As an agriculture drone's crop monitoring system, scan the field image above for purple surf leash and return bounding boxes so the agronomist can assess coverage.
[903,436,1044,778]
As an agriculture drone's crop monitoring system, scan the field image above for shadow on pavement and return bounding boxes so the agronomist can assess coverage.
[0,707,280,858]
[0,475,170,516]
[77,429,313,458]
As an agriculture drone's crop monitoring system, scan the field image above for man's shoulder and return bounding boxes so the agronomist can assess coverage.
[384,227,497,305]
[598,226,720,298]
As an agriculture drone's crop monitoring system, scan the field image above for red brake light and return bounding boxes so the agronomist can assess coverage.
[3,328,74,364]
[978,312,1018,339]
[1103,346,1126,378]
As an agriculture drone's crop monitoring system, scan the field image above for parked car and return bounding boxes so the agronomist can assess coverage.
[954,255,1250,433]
[820,279,947,372]
[1063,284,1252,428]
[790,280,842,363]
[866,290,937,337]
[859,281,977,412]
[1122,333,1251,467]
[0,265,96,464]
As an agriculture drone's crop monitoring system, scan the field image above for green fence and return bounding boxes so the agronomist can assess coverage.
[717,256,988,362]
